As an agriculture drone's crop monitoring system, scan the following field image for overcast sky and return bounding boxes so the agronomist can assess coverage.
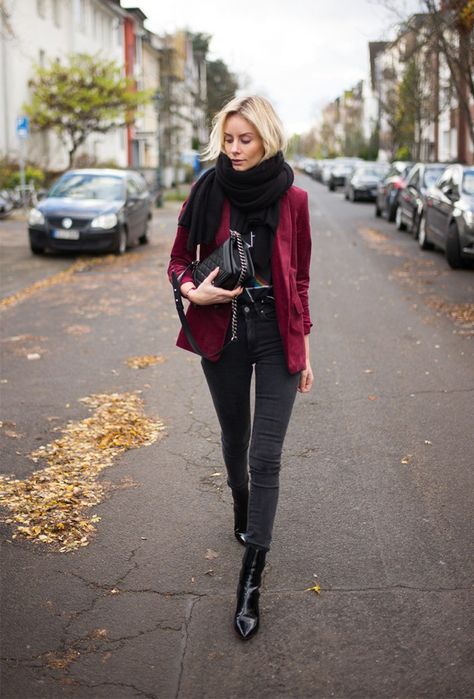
[123,0,423,134]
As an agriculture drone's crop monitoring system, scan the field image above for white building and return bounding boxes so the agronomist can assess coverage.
[0,0,135,171]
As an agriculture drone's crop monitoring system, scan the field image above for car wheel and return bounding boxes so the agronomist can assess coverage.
[114,228,127,255]
[395,206,406,231]
[30,242,45,255]
[329,182,335,192]
[388,201,398,223]
[445,223,463,269]
[375,201,382,217]
[349,189,356,202]
[344,191,349,200]
[418,214,433,250]
[139,221,149,245]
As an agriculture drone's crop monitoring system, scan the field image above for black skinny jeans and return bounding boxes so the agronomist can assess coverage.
[201,299,300,551]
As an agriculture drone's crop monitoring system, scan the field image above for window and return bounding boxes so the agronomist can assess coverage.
[74,0,86,32]
[36,0,46,19]
[52,0,61,26]
[437,168,453,191]
[463,170,474,196]
[423,167,446,188]
[407,167,420,188]
[127,178,139,197]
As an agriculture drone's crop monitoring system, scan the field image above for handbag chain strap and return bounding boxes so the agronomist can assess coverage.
[230,230,248,342]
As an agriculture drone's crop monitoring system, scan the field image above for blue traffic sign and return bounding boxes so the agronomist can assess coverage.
[16,116,29,139]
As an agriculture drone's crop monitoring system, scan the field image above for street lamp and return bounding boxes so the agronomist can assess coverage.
[152,89,163,208]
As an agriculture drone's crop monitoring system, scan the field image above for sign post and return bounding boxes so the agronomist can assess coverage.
[16,116,29,208]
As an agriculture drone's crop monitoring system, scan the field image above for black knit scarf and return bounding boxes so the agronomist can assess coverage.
[179,151,294,251]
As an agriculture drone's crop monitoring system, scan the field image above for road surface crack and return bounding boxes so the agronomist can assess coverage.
[175,596,200,699]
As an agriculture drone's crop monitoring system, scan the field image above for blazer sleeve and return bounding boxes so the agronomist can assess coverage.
[167,200,195,286]
[296,191,313,335]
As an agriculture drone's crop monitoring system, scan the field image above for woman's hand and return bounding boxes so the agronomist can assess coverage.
[298,361,314,393]
[181,267,243,305]
[298,335,314,393]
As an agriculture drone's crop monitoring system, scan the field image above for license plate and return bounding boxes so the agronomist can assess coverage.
[52,228,80,240]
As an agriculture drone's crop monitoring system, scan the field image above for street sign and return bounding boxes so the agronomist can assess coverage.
[16,116,29,139]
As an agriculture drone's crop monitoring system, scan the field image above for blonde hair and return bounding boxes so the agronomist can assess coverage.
[203,95,287,161]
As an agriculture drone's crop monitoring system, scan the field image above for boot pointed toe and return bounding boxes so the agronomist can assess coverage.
[234,612,259,639]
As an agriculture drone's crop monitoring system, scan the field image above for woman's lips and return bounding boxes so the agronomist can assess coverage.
[232,159,244,165]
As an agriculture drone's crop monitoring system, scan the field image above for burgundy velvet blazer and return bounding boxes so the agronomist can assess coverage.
[168,185,312,374]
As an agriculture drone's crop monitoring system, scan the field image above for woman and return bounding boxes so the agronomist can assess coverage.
[168,95,313,640]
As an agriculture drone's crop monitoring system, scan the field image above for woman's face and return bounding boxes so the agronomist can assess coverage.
[223,114,265,171]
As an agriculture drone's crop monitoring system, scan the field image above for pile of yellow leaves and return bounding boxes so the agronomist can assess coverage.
[0,392,165,552]
[125,355,167,369]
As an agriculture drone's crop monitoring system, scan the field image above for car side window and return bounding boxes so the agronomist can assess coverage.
[437,168,452,190]
[127,178,139,198]
[408,168,419,188]
[451,168,461,193]
[132,173,147,194]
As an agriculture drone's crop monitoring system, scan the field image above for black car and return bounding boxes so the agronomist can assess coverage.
[396,163,446,236]
[28,168,152,255]
[418,164,474,268]
[344,163,389,202]
[375,161,413,221]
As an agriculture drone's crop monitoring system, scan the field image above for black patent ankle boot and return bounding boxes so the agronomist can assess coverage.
[234,544,266,640]
[232,485,248,546]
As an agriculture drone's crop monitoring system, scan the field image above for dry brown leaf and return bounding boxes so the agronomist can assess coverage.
[125,355,167,369]
[205,548,219,560]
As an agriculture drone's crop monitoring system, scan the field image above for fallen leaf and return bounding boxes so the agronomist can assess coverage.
[27,353,41,360]
[205,548,219,560]
[368,395,378,401]
[65,325,91,336]
[401,454,413,465]
[424,440,432,445]
[305,584,321,595]
[125,355,167,369]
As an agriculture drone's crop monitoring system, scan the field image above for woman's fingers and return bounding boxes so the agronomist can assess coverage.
[297,368,314,393]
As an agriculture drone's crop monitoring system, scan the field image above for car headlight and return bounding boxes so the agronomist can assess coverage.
[463,210,474,227]
[28,208,45,226]
[90,213,118,229]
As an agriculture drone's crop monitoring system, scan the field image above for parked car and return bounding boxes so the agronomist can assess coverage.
[0,189,14,219]
[396,162,447,235]
[344,163,389,202]
[321,160,336,185]
[28,168,152,255]
[327,157,364,191]
[418,164,474,268]
[374,161,413,221]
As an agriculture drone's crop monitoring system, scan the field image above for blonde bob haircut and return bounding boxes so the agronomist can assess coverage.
[202,95,287,162]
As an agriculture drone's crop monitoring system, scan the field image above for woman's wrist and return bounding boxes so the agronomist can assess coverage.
[181,283,197,300]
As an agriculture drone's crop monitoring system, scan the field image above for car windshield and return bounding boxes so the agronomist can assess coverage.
[49,174,124,201]
[357,167,386,178]
[462,170,474,195]
[423,167,446,187]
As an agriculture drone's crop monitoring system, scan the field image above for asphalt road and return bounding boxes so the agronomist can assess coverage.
[1,177,473,699]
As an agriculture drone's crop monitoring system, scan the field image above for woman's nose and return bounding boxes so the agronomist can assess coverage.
[231,141,241,154]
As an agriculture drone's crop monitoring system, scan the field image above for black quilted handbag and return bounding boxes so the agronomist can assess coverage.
[192,230,254,290]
